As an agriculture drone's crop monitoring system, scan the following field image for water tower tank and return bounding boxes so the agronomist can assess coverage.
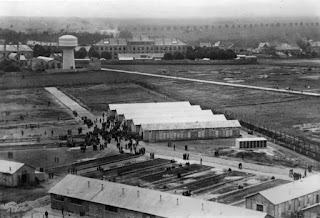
[59,35,78,69]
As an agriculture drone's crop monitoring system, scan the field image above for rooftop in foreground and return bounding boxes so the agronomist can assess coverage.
[49,174,268,218]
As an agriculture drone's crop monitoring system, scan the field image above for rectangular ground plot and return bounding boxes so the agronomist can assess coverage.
[215,179,290,204]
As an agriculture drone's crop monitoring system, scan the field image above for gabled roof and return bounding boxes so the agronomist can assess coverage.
[48,174,267,218]
[75,46,91,52]
[141,120,240,131]
[258,43,271,49]
[254,174,320,205]
[213,41,221,47]
[0,160,26,174]
[200,42,212,48]
[117,105,202,116]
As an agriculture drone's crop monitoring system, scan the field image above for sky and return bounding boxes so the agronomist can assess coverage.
[0,0,319,18]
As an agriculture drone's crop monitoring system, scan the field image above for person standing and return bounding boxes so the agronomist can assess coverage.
[200,158,202,165]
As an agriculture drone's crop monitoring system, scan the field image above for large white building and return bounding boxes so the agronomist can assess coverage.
[94,36,188,59]
[108,102,241,142]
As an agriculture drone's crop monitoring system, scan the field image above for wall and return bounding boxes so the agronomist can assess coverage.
[142,127,240,142]
[0,165,35,187]
[303,205,320,218]
[51,195,163,218]
[246,193,275,217]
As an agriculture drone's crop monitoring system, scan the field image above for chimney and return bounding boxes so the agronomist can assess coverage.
[160,195,162,202]
[88,181,90,188]
[122,188,124,195]
[202,203,204,211]
[137,190,139,198]
[101,184,104,190]
[177,198,179,206]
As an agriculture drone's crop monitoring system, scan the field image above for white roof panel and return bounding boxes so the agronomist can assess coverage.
[49,174,267,218]
[236,137,267,142]
[124,109,215,120]
[115,105,200,115]
[141,120,241,131]
[109,101,190,110]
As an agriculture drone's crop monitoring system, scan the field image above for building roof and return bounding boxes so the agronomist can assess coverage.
[132,114,226,124]
[37,56,55,62]
[8,53,18,59]
[310,41,320,47]
[200,42,212,48]
[258,43,272,49]
[20,55,27,61]
[0,160,26,174]
[236,137,267,142]
[95,37,187,46]
[27,40,58,47]
[124,109,215,120]
[250,174,320,205]
[0,44,33,52]
[48,174,267,218]
[109,101,191,111]
[141,120,240,131]
[213,41,221,47]
[117,105,202,117]
[75,46,91,52]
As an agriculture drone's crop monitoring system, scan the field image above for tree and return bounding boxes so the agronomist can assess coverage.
[225,49,237,59]
[119,30,133,38]
[297,38,311,53]
[33,44,47,57]
[88,47,100,59]
[173,52,184,60]
[101,51,112,60]
[209,50,218,60]
[75,47,87,59]
[163,52,173,60]
[185,50,196,60]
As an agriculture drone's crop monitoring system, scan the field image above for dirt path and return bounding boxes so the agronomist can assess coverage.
[101,68,320,97]
[140,142,318,181]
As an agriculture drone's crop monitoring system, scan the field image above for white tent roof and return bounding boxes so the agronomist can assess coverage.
[115,105,201,116]
[109,101,191,110]
[123,108,213,120]
[49,174,267,218]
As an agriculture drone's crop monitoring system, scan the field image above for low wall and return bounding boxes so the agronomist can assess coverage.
[102,58,257,65]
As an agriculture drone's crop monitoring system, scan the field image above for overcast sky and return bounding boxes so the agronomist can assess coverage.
[0,0,319,18]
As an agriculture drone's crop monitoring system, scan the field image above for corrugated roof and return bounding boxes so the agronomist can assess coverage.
[257,174,320,205]
[134,115,235,126]
[117,105,202,117]
[124,110,215,120]
[48,174,267,218]
[109,101,191,110]
[0,160,25,174]
[236,137,267,142]
[141,120,241,131]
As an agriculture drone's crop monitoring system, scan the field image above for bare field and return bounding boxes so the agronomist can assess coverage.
[61,83,175,114]
[0,88,85,144]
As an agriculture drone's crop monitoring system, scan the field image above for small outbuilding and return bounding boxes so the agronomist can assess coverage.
[0,160,35,187]
[235,137,267,149]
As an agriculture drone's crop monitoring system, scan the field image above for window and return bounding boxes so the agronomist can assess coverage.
[105,205,118,213]
[256,204,263,212]
[316,194,319,203]
[70,198,83,205]
[288,202,291,211]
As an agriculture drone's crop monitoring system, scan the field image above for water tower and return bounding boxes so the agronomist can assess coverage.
[58,35,78,69]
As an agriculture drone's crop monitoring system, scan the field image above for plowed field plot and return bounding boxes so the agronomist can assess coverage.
[140,164,212,183]
[84,158,171,179]
[0,88,81,143]
[61,83,174,114]
[215,179,290,204]
[169,171,250,194]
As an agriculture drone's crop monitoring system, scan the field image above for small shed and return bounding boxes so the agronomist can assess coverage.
[235,137,267,149]
[0,160,35,187]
